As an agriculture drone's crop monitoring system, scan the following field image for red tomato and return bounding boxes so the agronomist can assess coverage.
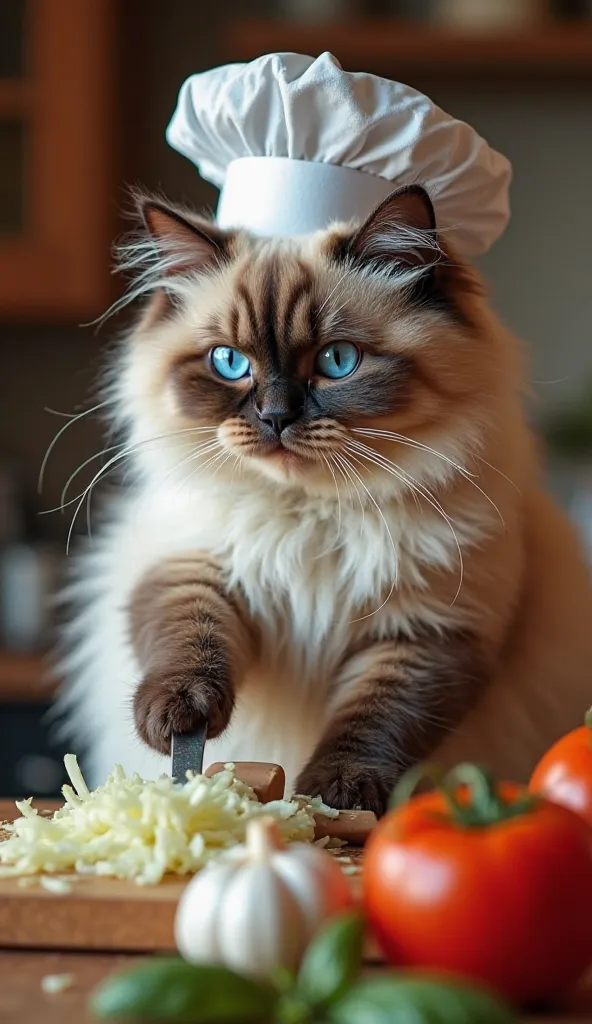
[530,711,592,828]
[363,767,592,1004]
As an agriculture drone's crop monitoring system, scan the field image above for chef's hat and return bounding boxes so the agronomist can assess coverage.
[166,51,511,256]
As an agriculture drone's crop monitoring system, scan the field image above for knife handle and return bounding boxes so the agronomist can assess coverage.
[205,762,285,803]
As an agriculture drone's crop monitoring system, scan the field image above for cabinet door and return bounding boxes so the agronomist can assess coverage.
[0,0,116,321]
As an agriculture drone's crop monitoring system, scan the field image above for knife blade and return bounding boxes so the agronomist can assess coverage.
[171,721,208,782]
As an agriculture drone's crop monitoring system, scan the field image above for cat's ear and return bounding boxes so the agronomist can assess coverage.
[141,200,229,277]
[345,185,440,273]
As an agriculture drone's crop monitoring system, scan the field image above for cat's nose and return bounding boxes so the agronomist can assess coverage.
[257,409,298,436]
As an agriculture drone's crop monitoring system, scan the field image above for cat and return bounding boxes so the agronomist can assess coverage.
[59,185,592,814]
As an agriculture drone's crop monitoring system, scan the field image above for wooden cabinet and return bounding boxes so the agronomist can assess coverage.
[227,19,592,75]
[0,0,116,321]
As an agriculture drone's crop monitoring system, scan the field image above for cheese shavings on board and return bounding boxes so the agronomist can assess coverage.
[0,755,338,886]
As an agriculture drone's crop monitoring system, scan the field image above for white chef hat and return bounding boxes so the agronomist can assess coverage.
[166,51,511,256]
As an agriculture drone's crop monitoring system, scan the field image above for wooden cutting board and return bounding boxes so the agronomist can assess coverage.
[0,800,367,955]
[0,873,188,952]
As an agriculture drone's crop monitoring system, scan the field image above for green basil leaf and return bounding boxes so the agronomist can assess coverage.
[296,911,365,1009]
[90,957,277,1022]
[275,992,314,1024]
[328,974,515,1024]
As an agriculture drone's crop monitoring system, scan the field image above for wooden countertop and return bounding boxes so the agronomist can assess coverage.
[2,951,592,1024]
[2,798,592,1021]
[0,951,135,1024]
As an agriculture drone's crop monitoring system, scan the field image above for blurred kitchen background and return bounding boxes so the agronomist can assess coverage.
[0,0,591,797]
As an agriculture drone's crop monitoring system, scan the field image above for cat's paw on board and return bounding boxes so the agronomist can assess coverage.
[296,758,392,817]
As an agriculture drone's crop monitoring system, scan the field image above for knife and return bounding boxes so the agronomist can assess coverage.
[171,721,208,782]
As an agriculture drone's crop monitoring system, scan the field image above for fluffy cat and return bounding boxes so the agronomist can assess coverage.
[59,185,592,813]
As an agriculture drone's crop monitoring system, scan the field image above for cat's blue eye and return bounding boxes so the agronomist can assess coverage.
[315,341,360,380]
[211,346,251,381]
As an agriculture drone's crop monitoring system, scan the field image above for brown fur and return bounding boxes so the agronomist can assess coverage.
[296,629,489,812]
[90,184,592,813]
[130,555,252,754]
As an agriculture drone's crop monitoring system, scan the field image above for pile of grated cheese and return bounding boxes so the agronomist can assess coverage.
[0,754,338,886]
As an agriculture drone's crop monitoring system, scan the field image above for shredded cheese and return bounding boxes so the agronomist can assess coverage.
[41,974,75,994]
[39,875,73,895]
[0,756,338,886]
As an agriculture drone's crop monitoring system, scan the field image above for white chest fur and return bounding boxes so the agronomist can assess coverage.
[63,474,484,789]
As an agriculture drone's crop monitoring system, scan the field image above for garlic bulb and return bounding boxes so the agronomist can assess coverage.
[175,816,353,978]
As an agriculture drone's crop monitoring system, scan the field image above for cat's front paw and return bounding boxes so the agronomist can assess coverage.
[296,757,391,817]
[133,671,234,755]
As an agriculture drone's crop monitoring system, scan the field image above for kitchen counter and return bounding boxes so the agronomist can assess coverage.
[2,950,592,1023]
[2,796,592,1022]
[0,951,134,1023]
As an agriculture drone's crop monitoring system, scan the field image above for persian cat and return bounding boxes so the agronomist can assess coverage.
[60,186,592,813]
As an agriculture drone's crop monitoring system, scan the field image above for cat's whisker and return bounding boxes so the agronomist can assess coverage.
[65,447,132,555]
[60,443,132,509]
[346,441,464,606]
[356,424,518,496]
[45,406,96,420]
[315,270,350,317]
[332,452,366,533]
[230,453,244,483]
[156,439,223,493]
[347,438,465,582]
[347,452,465,612]
[178,443,226,485]
[178,446,229,498]
[54,445,142,521]
[353,427,509,527]
[333,452,400,623]
[211,450,234,480]
[351,437,420,513]
[323,297,351,326]
[348,438,451,522]
[309,455,343,562]
[49,431,219,516]
[39,400,113,495]
[129,440,224,533]
[328,452,353,507]
[474,457,520,494]
[60,429,217,509]
[180,448,233,503]
[321,454,342,540]
[353,426,475,477]
[64,434,221,553]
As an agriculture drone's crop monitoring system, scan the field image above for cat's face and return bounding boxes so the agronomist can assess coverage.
[122,187,497,497]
